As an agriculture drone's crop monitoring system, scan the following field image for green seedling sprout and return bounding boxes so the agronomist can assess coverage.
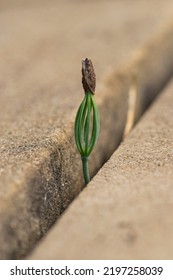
[74,58,100,184]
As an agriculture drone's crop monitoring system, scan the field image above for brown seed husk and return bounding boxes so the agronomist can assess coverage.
[82,58,96,94]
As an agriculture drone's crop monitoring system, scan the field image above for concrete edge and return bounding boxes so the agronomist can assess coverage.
[28,77,173,260]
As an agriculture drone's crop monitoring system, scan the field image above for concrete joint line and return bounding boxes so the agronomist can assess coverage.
[28,78,173,260]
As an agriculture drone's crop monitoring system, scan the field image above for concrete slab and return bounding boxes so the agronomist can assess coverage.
[1,0,173,259]
[29,79,173,260]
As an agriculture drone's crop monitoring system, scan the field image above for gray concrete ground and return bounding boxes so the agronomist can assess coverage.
[29,79,173,260]
[1,0,173,259]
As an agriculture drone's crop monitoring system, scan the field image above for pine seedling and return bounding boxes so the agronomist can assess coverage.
[74,58,100,184]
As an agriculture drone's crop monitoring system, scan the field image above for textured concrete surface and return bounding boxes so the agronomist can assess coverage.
[29,79,173,260]
[1,0,173,259]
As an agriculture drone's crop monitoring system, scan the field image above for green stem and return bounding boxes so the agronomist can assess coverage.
[81,156,90,184]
